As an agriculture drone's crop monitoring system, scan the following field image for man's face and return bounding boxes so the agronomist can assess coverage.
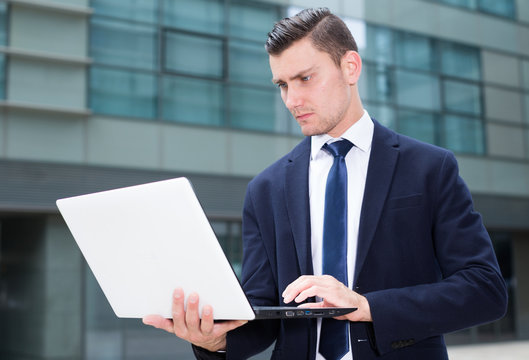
[269,37,353,137]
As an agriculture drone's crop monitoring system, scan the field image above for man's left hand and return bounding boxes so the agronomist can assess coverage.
[282,275,372,322]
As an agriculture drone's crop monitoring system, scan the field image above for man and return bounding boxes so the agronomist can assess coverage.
[144,7,507,359]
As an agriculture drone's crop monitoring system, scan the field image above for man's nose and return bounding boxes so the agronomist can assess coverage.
[284,88,303,110]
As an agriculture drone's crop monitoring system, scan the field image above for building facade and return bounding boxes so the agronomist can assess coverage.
[0,0,528,359]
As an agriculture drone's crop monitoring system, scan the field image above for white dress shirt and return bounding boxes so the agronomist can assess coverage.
[309,110,374,360]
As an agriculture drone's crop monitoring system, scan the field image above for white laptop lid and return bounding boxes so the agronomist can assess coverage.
[56,177,255,320]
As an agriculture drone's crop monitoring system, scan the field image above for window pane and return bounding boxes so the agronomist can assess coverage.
[90,67,157,118]
[395,32,436,71]
[439,0,477,9]
[522,60,529,90]
[365,103,396,130]
[92,0,157,23]
[91,18,157,70]
[523,94,529,124]
[164,32,223,78]
[229,86,278,132]
[443,80,481,116]
[363,25,393,65]
[0,2,7,46]
[229,40,271,86]
[362,63,393,103]
[440,42,481,80]
[396,70,440,111]
[162,76,224,126]
[398,110,437,144]
[0,54,5,100]
[229,2,278,41]
[163,0,224,35]
[479,0,515,18]
[443,115,484,154]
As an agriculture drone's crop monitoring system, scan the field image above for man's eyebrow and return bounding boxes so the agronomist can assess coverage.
[272,66,316,84]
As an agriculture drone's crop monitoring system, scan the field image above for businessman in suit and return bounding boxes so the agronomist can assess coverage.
[143,7,508,359]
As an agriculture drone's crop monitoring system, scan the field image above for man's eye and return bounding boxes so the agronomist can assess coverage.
[277,82,287,89]
[302,75,312,81]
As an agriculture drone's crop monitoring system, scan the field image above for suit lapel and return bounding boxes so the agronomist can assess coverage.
[354,120,400,285]
[284,137,313,276]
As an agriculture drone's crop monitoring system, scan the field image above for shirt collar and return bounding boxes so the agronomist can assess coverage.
[310,109,374,160]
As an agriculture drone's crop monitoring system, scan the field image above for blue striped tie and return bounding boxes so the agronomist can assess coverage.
[319,140,353,360]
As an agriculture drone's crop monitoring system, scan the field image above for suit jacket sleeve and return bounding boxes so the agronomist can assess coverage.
[364,151,507,355]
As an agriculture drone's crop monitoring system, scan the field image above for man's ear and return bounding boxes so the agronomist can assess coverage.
[341,50,362,86]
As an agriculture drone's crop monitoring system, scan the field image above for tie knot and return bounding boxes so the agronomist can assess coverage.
[323,140,353,158]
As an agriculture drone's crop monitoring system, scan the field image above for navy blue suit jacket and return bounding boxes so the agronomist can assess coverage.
[203,120,507,359]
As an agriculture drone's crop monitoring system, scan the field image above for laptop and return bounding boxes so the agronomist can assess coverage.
[56,177,356,320]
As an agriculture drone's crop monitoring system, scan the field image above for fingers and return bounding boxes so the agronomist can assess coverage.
[142,315,175,333]
[283,275,341,304]
[172,288,187,337]
[200,305,214,335]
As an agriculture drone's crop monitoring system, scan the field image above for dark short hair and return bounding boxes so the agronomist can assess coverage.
[265,7,358,66]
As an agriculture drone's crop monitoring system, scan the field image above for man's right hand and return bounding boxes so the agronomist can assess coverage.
[142,288,248,352]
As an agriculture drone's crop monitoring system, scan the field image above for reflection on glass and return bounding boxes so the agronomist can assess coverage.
[91,18,158,70]
[438,0,477,9]
[211,221,243,278]
[92,0,157,23]
[163,0,224,35]
[229,39,271,86]
[395,32,436,71]
[524,94,529,125]
[229,1,279,41]
[365,103,396,130]
[162,75,224,126]
[164,32,223,78]
[90,67,157,119]
[363,25,393,64]
[478,0,515,18]
[440,42,481,81]
[363,63,393,104]
[0,2,6,46]
[443,80,481,116]
[229,86,277,132]
[0,54,5,100]
[398,110,437,145]
[396,70,440,111]
[443,115,484,154]
[521,61,529,90]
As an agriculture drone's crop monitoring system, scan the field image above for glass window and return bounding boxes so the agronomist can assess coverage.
[365,102,396,130]
[163,0,224,35]
[0,2,7,46]
[229,39,271,86]
[91,18,157,70]
[164,31,223,78]
[398,110,437,145]
[396,70,440,111]
[438,0,477,10]
[90,67,157,119]
[92,0,157,23]
[211,221,243,277]
[523,94,529,124]
[229,1,278,41]
[229,86,277,132]
[443,115,484,154]
[440,42,481,81]
[521,60,529,90]
[443,80,481,116]
[363,25,394,65]
[478,0,515,19]
[363,63,393,104]
[162,75,224,126]
[395,32,436,71]
[0,54,5,100]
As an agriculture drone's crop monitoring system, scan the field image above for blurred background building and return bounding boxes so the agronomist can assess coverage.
[0,0,528,359]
